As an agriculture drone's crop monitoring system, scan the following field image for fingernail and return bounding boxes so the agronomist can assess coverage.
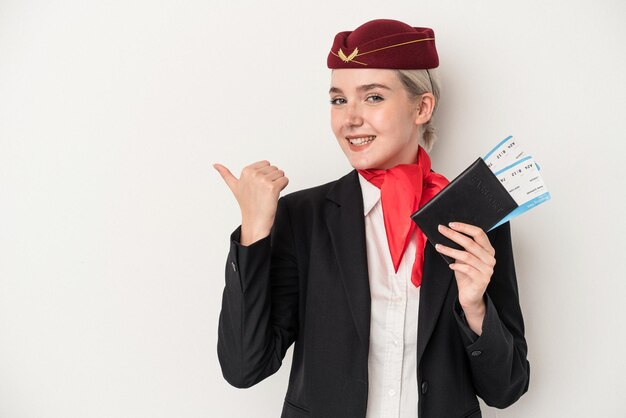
[449,222,457,228]
[438,224,446,232]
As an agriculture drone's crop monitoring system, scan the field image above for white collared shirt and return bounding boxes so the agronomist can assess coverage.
[359,173,420,418]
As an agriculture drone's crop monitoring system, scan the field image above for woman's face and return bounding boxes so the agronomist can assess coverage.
[329,68,422,170]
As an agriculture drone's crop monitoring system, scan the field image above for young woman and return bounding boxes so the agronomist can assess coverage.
[214,19,529,418]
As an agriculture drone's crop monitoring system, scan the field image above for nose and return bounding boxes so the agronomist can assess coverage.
[344,102,363,127]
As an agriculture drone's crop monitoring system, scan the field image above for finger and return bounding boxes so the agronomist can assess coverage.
[448,222,495,255]
[449,262,489,287]
[257,165,280,175]
[213,163,239,193]
[449,262,492,293]
[275,176,289,191]
[266,169,286,181]
[449,262,480,276]
[241,161,271,176]
[248,160,271,169]
[438,224,494,266]
[241,161,273,179]
[435,243,492,275]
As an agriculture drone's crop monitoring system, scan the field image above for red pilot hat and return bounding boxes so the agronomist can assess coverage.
[327,19,439,69]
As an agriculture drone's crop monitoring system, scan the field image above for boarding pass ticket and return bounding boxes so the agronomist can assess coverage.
[483,135,551,230]
[495,156,548,205]
[483,135,527,172]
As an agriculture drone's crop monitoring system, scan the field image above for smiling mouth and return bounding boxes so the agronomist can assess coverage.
[347,135,376,146]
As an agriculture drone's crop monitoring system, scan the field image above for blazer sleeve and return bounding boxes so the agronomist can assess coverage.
[452,221,531,408]
[217,196,299,389]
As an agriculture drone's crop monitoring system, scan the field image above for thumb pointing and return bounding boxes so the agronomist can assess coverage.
[213,163,238,193]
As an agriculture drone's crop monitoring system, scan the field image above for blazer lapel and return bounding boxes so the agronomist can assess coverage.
[324,169,453,362]
[325,170,371,347]
[416,241,453,367]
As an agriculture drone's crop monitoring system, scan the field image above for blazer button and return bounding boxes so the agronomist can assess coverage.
[231,261,237,272]
[421,381,428,395]
[471,350,482,357]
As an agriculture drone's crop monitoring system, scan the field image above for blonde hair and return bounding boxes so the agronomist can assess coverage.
[394,68,441,152]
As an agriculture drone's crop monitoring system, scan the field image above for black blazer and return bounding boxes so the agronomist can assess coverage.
[217,169,530,418]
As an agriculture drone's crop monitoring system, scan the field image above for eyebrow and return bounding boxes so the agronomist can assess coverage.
[328,83,392,94]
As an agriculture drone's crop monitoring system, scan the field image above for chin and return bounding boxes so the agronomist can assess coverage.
[339,146,385,170]
[346,157,378,170]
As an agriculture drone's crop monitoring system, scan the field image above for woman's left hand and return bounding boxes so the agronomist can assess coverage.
[434,222,496,334]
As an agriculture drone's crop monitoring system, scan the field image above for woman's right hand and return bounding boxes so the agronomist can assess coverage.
[213,161,289,246]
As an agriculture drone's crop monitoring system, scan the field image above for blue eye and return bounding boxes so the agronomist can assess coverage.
[330,97,346,105]
[366,95,383,103]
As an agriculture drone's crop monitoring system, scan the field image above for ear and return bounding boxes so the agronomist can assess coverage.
[414,93,436,125]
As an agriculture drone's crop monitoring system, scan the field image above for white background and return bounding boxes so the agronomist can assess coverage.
[1,0,625,417]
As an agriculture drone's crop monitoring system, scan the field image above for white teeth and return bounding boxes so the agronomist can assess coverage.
[348,136,376,146]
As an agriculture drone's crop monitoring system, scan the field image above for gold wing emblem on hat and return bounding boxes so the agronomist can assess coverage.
[338,47,359,63]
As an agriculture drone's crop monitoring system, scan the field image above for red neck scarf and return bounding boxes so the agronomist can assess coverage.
[357,146,449,287]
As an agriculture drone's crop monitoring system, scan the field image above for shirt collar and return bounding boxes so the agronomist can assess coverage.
[357,172,381,217]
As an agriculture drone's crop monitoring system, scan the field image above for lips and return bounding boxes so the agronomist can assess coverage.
[346,135,376,146]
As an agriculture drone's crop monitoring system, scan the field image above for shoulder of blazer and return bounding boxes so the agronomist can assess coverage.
[280,169,360,210]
